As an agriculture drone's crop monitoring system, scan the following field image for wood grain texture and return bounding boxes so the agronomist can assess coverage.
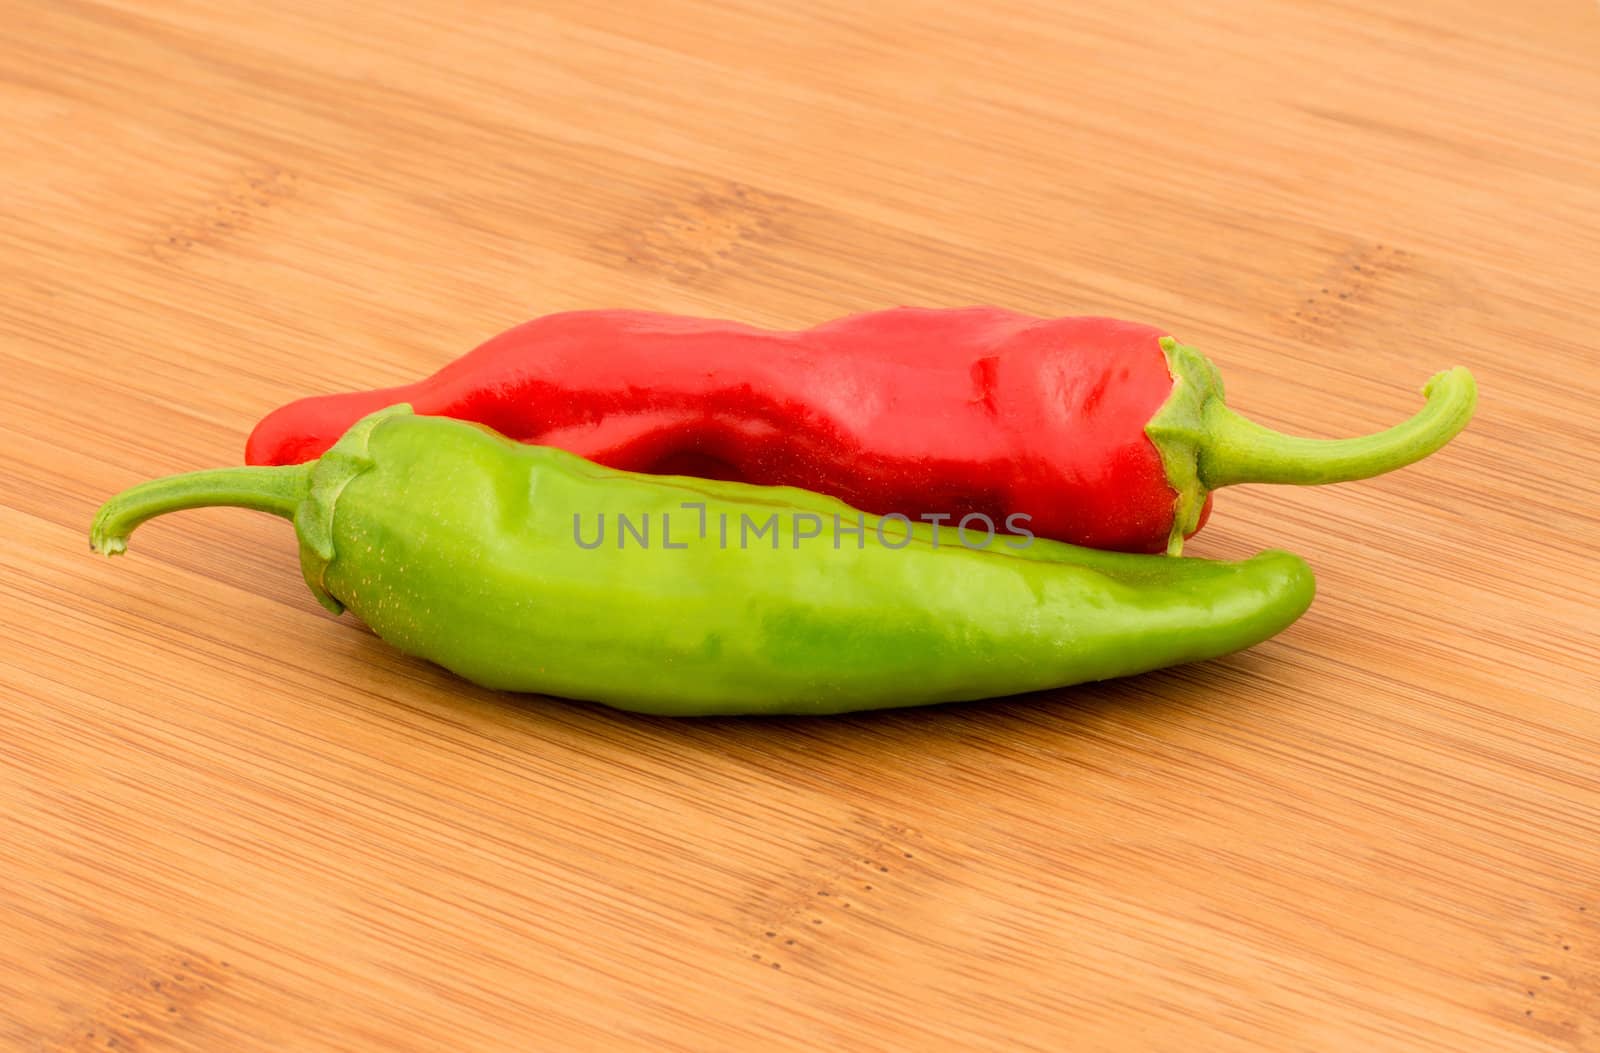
[3,1,1598,1049]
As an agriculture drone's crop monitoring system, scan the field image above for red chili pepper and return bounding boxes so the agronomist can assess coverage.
[246,307,1476,554]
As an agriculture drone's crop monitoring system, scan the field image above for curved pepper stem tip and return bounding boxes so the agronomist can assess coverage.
[90,464,314,556]
[1197,366,1477,489]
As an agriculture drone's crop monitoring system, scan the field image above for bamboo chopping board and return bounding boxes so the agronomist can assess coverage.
[3,1,1598,1050]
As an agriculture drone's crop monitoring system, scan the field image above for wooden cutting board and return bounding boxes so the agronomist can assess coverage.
[3,2,1596,1049]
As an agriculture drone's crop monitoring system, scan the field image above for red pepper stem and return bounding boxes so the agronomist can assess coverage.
[90,464,314,556]
[1197,367,1478,489]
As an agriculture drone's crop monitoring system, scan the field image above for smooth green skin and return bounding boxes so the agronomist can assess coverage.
[91,406,1316,717]
[1150,341,1478,553]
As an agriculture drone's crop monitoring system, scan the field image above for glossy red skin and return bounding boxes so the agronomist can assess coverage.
[247,306,1213,553]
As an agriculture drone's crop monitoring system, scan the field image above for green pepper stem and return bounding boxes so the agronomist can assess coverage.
[1198,366,1477,489]
[91,463,314,555]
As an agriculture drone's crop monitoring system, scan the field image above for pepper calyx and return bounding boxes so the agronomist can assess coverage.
[296,403,413,613]
[1146,338,1478,555]
[1145,337,1222,556]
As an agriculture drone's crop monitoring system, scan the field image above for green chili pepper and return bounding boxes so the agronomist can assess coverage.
[90,406,1316,716]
